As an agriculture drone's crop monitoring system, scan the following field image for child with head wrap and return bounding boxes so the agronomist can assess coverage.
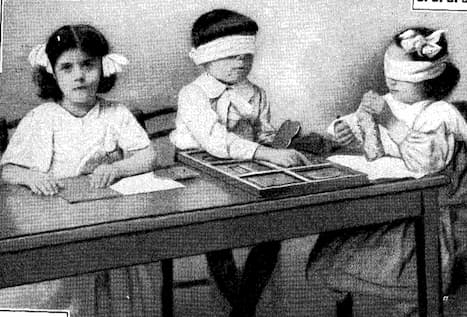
[308,27,467,316]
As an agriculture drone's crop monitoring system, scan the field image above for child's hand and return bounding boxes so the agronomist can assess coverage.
[26,171,63,196]
[334,121,357,146]
[269,149,311,167]
[89,164,122,188]
[358,91,395,127]
[78,148,123,175]
[358,90,387,115]
[255,146,311,167]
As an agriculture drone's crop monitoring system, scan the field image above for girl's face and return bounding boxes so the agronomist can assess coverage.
[385,77,426,104]
[54,48,102,108]
[205,54,253,84]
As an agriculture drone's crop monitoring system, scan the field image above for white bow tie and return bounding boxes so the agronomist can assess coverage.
[216,88,256,125]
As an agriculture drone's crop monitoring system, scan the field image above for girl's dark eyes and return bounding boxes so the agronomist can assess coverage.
[60,63,72,71]
[82,60,95,67]
[57,59,99,72]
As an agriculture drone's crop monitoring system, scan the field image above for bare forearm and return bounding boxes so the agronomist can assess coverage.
[1,164,63,195]
[253,145,311,167]
[253,145,273,161]
[111,145,158,178]
[1,164,34,185]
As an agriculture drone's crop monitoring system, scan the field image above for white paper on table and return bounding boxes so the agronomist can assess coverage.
[327,155,427,180]
[110,172,185,195]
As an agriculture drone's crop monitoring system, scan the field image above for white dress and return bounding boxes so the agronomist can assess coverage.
[0,98,162,316]
[308,94,467,300]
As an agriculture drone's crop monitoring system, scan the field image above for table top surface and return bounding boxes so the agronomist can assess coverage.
[0,172,448,253]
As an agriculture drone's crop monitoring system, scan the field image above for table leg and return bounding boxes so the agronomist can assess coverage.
[415,189,443,317]
[161,259,174,317]
[336,292,353,317]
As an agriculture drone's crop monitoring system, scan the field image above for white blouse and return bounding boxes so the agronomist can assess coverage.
[329,93,467,173]
[1,98,150,178]
[170,73,276,160]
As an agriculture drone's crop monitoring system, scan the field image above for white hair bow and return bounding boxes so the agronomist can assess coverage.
[28,44,53,73]
[102,53,129,77]
[28,44,129,77]
[399,29,446,59]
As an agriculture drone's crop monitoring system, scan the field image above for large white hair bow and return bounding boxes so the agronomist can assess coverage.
[28,44,129,77]
[28,44,53,73]
[102,53,129,77]
[399,29,446,59]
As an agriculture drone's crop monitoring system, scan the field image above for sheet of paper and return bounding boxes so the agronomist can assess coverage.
[327,155,427,180]
[110,172,185,195]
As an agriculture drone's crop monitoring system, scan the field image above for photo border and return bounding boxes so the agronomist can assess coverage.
[0,0,3,73]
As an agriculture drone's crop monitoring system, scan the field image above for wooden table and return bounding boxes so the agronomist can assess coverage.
[0,173,448,317]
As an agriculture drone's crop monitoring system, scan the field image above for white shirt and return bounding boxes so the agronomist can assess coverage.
[170,73,276,160]
[1,98,150,178]
[328,93,467,173]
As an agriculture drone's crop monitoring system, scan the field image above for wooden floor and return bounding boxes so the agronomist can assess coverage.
[171,236,467,317]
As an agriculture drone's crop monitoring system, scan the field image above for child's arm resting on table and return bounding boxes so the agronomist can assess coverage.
[254,145,310,167]
[177,86,310,166]
[89,144,157,188]
[1,164,63,196]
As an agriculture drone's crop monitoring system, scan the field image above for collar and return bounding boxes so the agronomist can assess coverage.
[55,98,102,120]
[384,93,434,124]
[193,72,255,101]
[384,93,433,108]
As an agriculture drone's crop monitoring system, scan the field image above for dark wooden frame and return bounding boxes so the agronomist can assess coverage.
[177,149,369,197]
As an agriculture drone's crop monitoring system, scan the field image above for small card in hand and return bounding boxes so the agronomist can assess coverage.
[271,120,301,149]
[154,165,200,180]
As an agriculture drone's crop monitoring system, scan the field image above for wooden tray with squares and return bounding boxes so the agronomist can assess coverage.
[176,150,369,197]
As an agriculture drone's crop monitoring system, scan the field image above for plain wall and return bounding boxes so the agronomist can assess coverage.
[1,0,467,134]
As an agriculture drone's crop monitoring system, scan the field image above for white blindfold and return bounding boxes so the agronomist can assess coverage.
[384,51,448,83]
[189,35,256,65]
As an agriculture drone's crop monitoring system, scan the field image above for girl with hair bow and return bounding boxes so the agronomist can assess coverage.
[307,27,467,316]
[0,24,160,316]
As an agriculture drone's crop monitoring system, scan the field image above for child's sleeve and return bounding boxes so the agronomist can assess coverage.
[113,105,151,152]
[0,109,53,173]
[254,89,276,145]
[385,103,460,173]
[176,85,259,160]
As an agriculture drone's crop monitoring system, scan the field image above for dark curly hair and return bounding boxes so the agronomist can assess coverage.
[33,24,117,102]
[191,9,258,48]
[392,27,460,100]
